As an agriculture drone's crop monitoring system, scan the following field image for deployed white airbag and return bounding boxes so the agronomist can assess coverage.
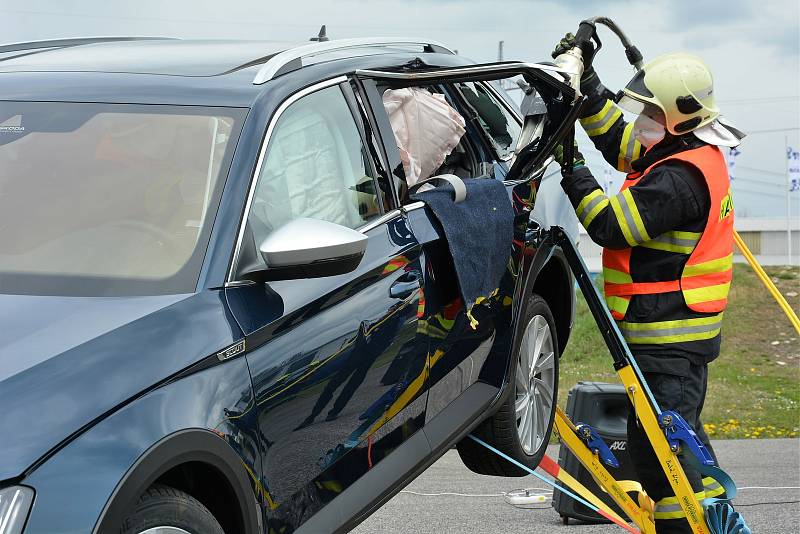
[382,88,466,187]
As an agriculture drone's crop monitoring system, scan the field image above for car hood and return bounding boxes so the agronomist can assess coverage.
[0,291,241,481]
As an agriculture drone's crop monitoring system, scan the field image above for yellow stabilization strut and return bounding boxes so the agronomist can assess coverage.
[617,365,711,534]
[733,230,800,334]
[554,407,656,533]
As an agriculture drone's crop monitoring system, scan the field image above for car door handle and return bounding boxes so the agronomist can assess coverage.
[390,271,422,299]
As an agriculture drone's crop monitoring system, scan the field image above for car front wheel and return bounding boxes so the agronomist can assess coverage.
[120,484,224,534]
[457,293,559,476]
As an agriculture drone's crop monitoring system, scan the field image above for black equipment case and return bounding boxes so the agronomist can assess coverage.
[552,382,639,524]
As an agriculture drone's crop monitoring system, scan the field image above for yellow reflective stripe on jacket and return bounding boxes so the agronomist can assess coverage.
[618,313,724,344]
[671,230,703,240]
[605,295,630,318]
[610,189,650,246]
[623,189,651,243]
[683,253,734,278]
[580,100,613,126]
[609,195,636,246]
[654,491,706,520]
[603,267,633,284]
[583,200,609,228]
[580,100,623,136]
[683,282,732,306]
[640,230,702,254]
[575,189,610,229]
[617,122,642,172]
[576,189,603,216]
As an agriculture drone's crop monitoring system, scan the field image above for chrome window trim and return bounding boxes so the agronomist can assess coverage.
[227,75,348,282]
[224,279,256,288]
[359,208,402,233]
[401,201,426,212]
[253,38,455,85]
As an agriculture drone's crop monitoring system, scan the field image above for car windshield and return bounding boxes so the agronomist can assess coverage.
[0,102,245,296]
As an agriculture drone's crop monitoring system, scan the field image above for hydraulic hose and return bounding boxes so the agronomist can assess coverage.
[584,17,634,48]
[734,230,800,334]
[578,16,644,70]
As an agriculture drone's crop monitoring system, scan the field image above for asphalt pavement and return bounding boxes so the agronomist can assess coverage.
[355,438,800,533]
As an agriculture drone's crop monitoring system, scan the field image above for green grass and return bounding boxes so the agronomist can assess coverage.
[558,264,800,439]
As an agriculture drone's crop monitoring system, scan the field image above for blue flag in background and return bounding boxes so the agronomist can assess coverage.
[788,146,800,191]
[727,147,741,181]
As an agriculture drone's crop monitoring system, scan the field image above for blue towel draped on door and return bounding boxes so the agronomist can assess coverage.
[411,178,514,327]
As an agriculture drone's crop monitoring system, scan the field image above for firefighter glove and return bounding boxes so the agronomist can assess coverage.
[554,139,586,169]
[551,32,596,73]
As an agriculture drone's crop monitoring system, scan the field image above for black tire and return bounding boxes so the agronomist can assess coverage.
[457,293,559,476]
[120,484,225,534]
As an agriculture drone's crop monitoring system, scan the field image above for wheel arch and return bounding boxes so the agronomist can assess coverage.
[93,428,261,534]
[456,243,567,475]
[531,247,574,355]
[485,240,574,405]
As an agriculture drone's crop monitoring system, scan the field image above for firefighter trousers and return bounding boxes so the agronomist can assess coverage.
[626,354,719,534]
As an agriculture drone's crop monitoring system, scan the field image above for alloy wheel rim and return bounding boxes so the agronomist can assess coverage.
[138,528,193,534]
[515,314,556,455]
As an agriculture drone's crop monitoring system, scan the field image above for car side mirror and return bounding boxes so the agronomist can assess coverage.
[256,218,368,281]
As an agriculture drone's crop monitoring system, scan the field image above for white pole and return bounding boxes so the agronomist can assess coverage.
[787,136,793,266]
[497,41,504,89]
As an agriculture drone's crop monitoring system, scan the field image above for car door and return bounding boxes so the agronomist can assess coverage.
[357,63,580,422]
[223,78,430,531]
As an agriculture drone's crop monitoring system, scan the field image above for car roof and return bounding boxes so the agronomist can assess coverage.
[0,37,470,107]
[0,39,300,77]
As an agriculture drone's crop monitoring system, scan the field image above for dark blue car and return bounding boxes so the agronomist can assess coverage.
[0,36,579,533]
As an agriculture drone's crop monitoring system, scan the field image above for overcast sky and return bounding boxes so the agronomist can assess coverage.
[1,0,798,216]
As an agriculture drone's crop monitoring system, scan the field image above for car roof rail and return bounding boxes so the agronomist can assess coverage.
[252,37,455,85]
[0,36,177,56]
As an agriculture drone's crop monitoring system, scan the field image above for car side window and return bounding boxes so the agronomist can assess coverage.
[247,85,382,247]
[454,81,521,161]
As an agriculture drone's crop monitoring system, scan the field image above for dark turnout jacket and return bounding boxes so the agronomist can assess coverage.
[561,92,724,365]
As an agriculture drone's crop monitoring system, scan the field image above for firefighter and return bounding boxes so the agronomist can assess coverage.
[552,36,744,534]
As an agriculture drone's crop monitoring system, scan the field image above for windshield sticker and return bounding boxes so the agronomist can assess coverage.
[0,115,24,133]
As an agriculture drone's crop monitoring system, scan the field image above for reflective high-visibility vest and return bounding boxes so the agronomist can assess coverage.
[603,145,734,324]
